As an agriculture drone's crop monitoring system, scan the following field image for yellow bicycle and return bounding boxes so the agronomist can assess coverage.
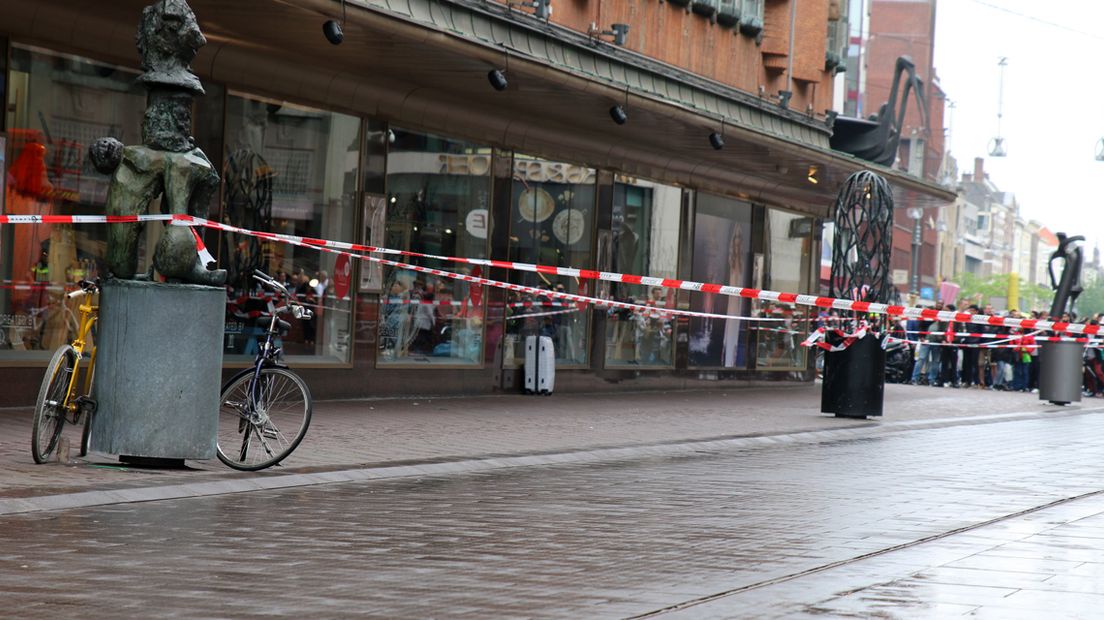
[31,279,99,463]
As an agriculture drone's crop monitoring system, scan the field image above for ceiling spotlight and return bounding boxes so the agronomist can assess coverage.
[488,69,508,91]
[323,20,344,45]
[709,131,725,150]
[609,104,628,125]
[516,0,552,20]
[323,0,346,45]
[589,22,630,46]
[807,165,819,184]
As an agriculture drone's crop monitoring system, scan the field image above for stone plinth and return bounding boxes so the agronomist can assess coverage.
[91,279,224,460]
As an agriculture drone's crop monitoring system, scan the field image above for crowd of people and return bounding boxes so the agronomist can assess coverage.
[889,300,1104,396]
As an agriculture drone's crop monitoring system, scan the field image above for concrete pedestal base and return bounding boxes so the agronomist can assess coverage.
[91,279,224,460]
[1039,341,1083,405]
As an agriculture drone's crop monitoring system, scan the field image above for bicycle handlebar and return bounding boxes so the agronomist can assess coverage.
[252,270,290,297]
[252,270,312,319]
[67,279,100,299]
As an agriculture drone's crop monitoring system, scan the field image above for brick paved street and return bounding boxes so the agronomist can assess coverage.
[0,383,1090,501]
[4,410,1104,617]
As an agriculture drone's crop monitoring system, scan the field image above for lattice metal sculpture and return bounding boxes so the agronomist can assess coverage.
[828,170,894,305]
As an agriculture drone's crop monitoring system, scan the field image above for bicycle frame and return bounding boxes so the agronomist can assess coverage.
[217,269,313,470]
[241,277,303,418]
[60,293,98,423]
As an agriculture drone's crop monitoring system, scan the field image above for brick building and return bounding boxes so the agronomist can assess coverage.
[0,0,952,405]
[860,0,948,302]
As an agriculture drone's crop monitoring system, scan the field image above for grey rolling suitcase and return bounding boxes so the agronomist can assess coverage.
[524,335,555,395]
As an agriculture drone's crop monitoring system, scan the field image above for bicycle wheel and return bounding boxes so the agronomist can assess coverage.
[216,367,312,471]
[32,345,76,464]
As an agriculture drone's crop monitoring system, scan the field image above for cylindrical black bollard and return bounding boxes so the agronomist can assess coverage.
[821,333,885,418]
[1038,341,1083,405]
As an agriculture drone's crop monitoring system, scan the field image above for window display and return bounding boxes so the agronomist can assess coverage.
[504,156,596,367]
[755,209,814,370]
[604,176,682,367]
[378,129,491,366]
[1,46,144,358]
[687,194,753,369]
[221,94,359,363]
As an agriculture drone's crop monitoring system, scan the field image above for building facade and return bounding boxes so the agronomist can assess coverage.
[0,0,951,405]
[850,0,948,302]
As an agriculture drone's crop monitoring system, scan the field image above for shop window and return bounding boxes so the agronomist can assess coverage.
[1,46,144,359]
[754,209,813,371]
[687,194,753,369]
[604,176,682,368]
[221,94,359,364]
[378,129,491,366]
[504,155,596,367]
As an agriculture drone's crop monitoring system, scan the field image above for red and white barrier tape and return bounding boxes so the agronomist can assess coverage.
[191,227,217,268]
[504,307,582,321]
[3,213,1096,336]
[232,229,780,324]
[884,334,1098,349]
[801,324,870,352]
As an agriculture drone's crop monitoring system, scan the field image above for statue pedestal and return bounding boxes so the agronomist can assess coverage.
[91,279,224,461]
[821,334,885,418]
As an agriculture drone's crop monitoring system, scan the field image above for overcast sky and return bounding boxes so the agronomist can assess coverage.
[933,0,1104,253]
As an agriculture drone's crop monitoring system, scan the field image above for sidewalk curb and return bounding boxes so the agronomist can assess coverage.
[3,405,1102,517]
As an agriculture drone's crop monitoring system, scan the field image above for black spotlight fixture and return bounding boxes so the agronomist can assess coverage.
[708,118,726,150]
[323,0,347,45]
[323,20,343,45]
[488,69,508,91]
[609,104,628,125]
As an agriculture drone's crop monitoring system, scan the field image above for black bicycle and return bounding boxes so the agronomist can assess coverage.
[216,270,313,471]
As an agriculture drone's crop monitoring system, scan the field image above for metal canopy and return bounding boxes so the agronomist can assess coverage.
[0,0,955,216]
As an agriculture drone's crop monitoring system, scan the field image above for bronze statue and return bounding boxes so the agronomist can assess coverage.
[90,0,225,286]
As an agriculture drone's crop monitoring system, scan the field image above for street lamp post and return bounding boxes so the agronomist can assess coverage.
[907,207,923,296]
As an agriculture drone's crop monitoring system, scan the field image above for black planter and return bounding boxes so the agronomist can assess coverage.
[821,333,885,418]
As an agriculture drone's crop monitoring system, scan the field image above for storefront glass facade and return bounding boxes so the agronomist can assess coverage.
[604,176,682,367]
[378,129,491,366]
[220,94,359,364]
[1,45,144,358]
[504,156,596,367]
[687,193,754,369]
[755,208,814,370]
[0,38,820,393]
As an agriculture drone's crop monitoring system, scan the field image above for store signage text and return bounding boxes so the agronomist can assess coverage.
[436,155,595,184]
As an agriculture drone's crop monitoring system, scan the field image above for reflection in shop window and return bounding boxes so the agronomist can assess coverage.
[687,194,754,369]
[754,209,814,371]
[221,94,359,363]
[1,46,144,359]
[604,176,681,367]
[504,156,596,367]
[378,129,490,366]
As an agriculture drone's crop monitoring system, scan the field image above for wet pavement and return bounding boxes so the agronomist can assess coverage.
[0,383,1090,501]
[4,410,1104,617]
